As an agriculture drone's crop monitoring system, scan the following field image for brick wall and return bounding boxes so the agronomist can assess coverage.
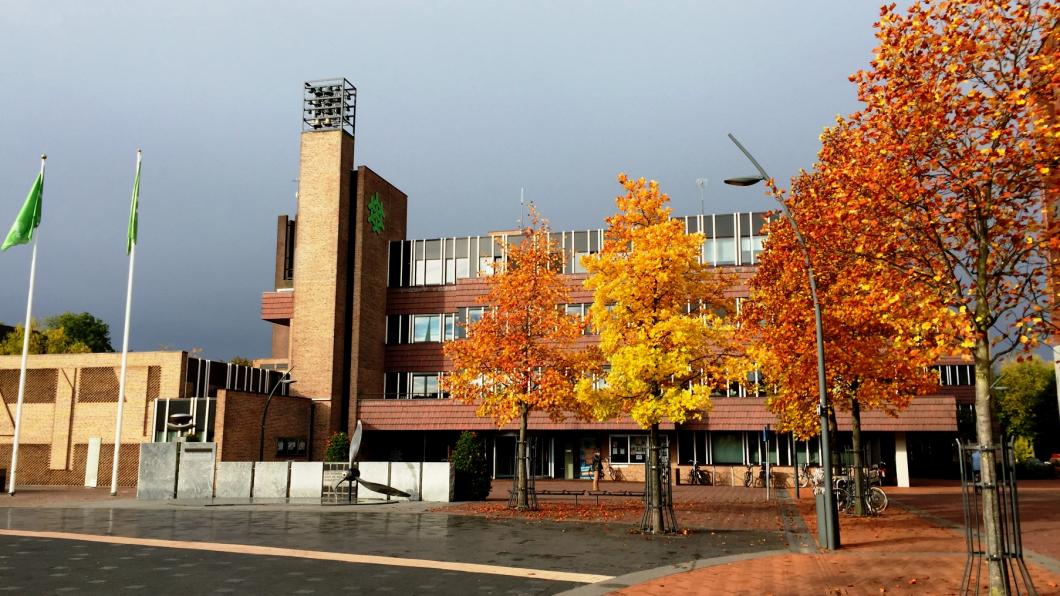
[213,389,313,462]
[348,165,407,427]
[0,352,185,486]
[289,130,355,423]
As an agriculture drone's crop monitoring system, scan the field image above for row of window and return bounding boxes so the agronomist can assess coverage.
[384,372,446,399]
[935,364,974,386]
[674,430,823,466]
[388,213,770,288]
[385,308,486,344]
[385,299,744,345]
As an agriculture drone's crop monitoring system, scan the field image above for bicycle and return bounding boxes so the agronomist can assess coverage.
[605,459,621,482]
[743,462,775,488]
[796,463,821,488]
[833,476,888,515]
[687,460,710,485]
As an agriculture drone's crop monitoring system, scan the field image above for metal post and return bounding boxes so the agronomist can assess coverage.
[725,133,838,549]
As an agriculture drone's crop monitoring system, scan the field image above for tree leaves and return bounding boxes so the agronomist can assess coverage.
[577,175,745,428]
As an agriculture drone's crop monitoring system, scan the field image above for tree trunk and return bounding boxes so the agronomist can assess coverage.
[974,333,1006,593]
[647,422,663,533]
[516,404,529,510]
[850,395,865,516]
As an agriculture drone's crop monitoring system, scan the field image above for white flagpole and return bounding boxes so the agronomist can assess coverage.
[8,154,45,496]
[110,149,140,496]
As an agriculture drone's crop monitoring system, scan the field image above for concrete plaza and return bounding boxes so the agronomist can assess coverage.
[0,479,1056,594]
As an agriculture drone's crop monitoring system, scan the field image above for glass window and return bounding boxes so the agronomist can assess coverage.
[629,436,648,463]
[444,314,456,341]
[412,315,441,342]
[425,259,443,285]
[716,238,736,265]
[565,304,583,318]
[467,307,485,324]
[414,260,425,285]
[455,257,470,279]
[411,373,439,398]
[610,435,629,464]
[701,238,713,265]
[573,252,592,274]
[711,432,744,464]
[445,259,456,284]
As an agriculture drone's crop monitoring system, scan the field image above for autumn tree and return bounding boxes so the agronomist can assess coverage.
[576,175,744,534]
[746,165,954,515]
[443,209,591,510]
[825,1,1057,587]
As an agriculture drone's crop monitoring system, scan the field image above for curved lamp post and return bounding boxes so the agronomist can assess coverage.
[723,132,839,550]
[258,370,296,462]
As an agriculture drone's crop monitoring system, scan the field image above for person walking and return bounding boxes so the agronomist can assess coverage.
[591,451,603,491]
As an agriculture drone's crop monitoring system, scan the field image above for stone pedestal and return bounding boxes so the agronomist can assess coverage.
[136,442,179,499]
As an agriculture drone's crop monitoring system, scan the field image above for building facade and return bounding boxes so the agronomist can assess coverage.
[260,80,973,487]
[0,351,307,487]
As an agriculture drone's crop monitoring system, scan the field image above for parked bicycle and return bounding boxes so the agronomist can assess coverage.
[796,462,822,488]
[687,460,711,485]
[605,459,621,482]
[743,462,775,488]
[833,475,888,515]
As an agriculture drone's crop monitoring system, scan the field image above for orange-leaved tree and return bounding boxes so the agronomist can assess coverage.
[576,174,745,534]
[745,160,955,515]
[834,0,1057,584]
[443,208,593,510]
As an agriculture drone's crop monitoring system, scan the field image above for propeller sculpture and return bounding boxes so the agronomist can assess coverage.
[335,420,411,501]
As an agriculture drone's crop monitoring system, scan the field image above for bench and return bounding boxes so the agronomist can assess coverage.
[509,489,587,504]
[587,490,645,505]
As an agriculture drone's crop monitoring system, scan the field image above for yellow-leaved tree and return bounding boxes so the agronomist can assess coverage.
[577,174,744,534]
[443,208,593,510]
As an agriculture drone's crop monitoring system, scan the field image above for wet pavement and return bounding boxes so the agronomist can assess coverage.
[0,506,784,594]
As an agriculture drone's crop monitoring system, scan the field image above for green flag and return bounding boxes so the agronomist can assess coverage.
[127,156,140,254]
[1,172,44,251]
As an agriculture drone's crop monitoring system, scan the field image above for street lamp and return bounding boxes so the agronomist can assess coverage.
[723,132,840,550]
[258,370,296,462]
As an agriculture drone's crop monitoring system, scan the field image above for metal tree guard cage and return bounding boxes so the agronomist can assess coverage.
[508,437,538,510]
[955,438,1036,595]
[640,442,678,533]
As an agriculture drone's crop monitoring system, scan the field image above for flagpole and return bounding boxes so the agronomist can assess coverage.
[110,149,140,496]
[8,154,45,496]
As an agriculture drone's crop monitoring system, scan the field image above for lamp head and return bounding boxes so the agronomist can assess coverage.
[723,176,766,187]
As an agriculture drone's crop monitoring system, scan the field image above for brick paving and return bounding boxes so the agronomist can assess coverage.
[441,479,787,533]
[617,481,1060,596]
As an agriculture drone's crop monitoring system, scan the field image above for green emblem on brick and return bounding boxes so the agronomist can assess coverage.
[367,193,385,233]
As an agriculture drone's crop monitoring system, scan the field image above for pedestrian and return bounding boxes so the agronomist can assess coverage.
[591,451,603,491]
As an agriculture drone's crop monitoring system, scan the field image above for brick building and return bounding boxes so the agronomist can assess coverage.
[260,79,975,487]
[0,351,309,486]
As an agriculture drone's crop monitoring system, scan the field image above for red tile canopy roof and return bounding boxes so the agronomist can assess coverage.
[357,395,957,433]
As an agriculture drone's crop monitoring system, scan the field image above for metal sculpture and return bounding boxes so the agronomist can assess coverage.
[334,420,411,501]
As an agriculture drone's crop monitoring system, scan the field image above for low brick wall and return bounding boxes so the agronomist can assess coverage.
[214,389,313,462]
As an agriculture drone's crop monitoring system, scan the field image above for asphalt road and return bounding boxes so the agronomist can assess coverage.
[0,507,784,594]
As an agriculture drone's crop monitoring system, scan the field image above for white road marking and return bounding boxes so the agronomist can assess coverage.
[0,528,612,584]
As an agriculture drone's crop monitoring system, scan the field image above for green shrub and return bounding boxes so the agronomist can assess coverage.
[452,431,491,500]
[325,431,350,463]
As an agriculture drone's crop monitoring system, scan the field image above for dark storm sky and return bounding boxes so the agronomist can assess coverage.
[0,1,885,360]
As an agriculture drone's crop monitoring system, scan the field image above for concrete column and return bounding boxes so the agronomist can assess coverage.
[894,431,911,488]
